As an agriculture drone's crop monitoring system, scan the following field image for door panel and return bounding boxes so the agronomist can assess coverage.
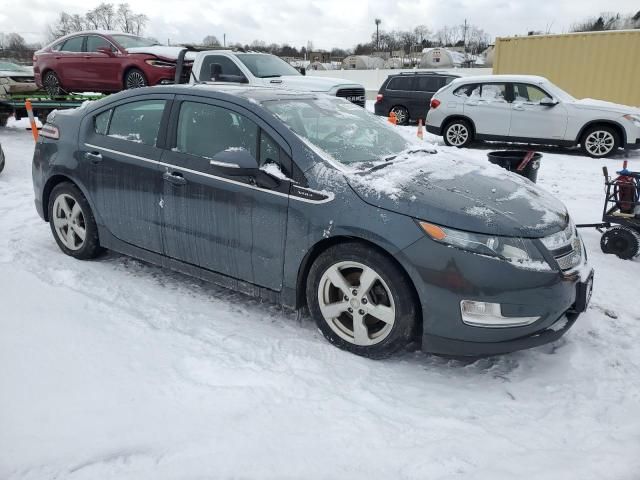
[85,35,122,91]
[79,96,172,253]
[56,36,86,89]
[161,98,290,290]
[509,83,569,140]
[463,83,511,136]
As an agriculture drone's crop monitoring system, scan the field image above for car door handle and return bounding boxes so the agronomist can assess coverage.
[84,151,102,163]
[84,55,91,59]
[163,171,187,186]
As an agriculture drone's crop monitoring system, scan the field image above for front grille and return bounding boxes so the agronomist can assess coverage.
[336,88,366,107]
[551,235,583,271]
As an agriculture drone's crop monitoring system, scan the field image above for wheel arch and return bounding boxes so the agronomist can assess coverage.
[295,235,423,339]
[576,120,627,146]
[42,174,96,223]
[442,115,476,137]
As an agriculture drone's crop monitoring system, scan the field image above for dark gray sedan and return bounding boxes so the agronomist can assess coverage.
[32,85,593,358]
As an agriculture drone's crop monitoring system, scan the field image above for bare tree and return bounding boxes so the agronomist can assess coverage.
[413,24,431,43]
[202,35,221,46]
[7,33,27,51]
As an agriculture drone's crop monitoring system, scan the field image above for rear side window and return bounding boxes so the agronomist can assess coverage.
[198,55,246,82]
[60,36,84,52]
[415,76,445,92]
[108,100,166,146]
[175,101,258,161]
[387,77,413,91]
[480,83,507,101]
[86,36,114,53]
[453,84,480,97]
[94,110,111,135]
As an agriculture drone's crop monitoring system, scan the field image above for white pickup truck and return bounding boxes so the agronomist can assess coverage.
[186,50,366,107]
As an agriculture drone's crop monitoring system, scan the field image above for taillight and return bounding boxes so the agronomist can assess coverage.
[430,99,441,109]
[376,94,383,102]
[40,124,59,139]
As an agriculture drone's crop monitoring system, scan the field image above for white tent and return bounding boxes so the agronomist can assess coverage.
[419,48,466,68]
[341,55,385,70]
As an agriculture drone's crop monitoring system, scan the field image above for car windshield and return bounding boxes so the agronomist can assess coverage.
[112,35,160,48]
[0,62,28,72]
[263,97,411,165]
[236,54,300,78]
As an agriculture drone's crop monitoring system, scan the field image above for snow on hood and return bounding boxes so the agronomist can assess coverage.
[346,148,568,238]
[277,75,363,93]
[126,46,197,61]
[572,98,640,114]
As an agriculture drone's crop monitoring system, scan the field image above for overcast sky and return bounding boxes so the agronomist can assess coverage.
[2,0,639,48]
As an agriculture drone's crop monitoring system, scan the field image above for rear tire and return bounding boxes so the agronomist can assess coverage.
[124,68,148,90]
[600,227,640,259]
[443,119,473,147]
[580,125,620,158]
[43,71,63,97]
[306,242,417,358]
[390,106,409,125]
[48,182,102,260]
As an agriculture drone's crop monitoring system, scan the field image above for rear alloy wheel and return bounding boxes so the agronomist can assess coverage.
[124,68,148,89]
[43,71,62,97]
[307,243,417,358]
[443,119,473,147]
[390,106,409,125]
[581,125,619,158]
[600,227,640,259]
[48,183,102,260]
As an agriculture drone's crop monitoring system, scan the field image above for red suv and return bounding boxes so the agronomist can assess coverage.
[34,31,193,96]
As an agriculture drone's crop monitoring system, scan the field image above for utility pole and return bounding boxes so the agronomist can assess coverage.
[375,18,381,51]
[462,19,469,56]
[223,33,226,47]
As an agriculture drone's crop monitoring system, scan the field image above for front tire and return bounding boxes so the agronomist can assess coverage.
[48,183,102,260]
[581,125,619,158]
[124,68,148,89]
[600,227,640,259]
[443,119,473,147]
[306,243,417,358]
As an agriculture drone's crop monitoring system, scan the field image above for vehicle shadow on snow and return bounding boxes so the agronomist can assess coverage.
[467,140,640,160]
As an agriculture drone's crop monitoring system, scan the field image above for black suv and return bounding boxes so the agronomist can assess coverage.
[374,72,459,125]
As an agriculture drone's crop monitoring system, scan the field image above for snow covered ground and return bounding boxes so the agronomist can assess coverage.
[1,124,639,479]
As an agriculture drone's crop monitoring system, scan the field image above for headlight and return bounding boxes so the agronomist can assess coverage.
[145,59,175,68]
[418,221,551,271]
[623,114,640,128]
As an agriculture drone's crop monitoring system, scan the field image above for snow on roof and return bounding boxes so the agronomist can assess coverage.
[451,74,550,84]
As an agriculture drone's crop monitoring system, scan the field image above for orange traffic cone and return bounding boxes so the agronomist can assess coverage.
[388,111,397,125]
[417,119,424,140]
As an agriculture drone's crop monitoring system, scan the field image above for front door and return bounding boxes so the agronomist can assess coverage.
[509,83,569,140]
[80,95,172,253]
[160,97,290,290]
[85,35,122,91]
[463,82,511,136]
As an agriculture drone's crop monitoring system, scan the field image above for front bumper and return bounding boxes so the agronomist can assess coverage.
[398,235,592,357]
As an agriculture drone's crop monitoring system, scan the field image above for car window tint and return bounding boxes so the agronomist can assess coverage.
[513,83,550,103]
[415,76,441,92]
[480,83,507,101]
[175,101,258,161]
[453,84,479,97]
[198,55,246,82]
[387,77,413,91]
[61,36,84,52]
[94,109,111,135]
[86,36,113,53]
[107,100,166,146]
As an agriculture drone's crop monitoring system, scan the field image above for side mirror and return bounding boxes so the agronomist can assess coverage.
[97,46,115,57]
[540,98,559,107]
[211,148,258,173]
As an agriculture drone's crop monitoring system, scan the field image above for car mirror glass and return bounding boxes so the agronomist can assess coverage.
[540,98,558,107]
[211,148,258,170]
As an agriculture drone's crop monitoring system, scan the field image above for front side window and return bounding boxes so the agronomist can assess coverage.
[107,100,166,146]
[236,53,300,78]
[264,97,410,165]
[94,109,111,135]
[61,36,84,52]
[175,102,258,161]
[199,55,246,82]
[86,36,114,53]
[513,83,550,103]
[387,77,413,91]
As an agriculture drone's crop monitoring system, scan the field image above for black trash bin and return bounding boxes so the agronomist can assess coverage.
[487,150,542,183]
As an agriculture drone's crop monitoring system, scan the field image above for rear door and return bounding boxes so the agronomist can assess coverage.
[509,82,569,140]
[383,76,414,117]
[462,82,511,136]
[56,36,86,89]
[85,35,122,91]
[160,96,290,290]
[412,75,448,120]
[80,95,172,253]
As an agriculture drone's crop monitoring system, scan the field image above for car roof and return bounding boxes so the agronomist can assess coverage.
[389,71,460,77]
[41,30,138,50]
[450,74,550,84]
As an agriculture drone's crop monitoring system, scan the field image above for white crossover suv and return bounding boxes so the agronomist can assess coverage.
[425,75,640,158]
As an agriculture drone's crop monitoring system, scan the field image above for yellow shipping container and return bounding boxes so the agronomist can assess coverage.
[493,30,640,107]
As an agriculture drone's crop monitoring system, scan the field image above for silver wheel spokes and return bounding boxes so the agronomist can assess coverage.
[585,131,614,156]
[392,108,407,124]
[318,261,396,346]
[127,72,146,89]
[44,74,60,95]
[53,194,86,251]
[447,124,468,146]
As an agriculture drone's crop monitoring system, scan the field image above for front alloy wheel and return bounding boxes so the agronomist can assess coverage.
[444,120,472,147]
[125,69,148,89]
[582,128,618,158]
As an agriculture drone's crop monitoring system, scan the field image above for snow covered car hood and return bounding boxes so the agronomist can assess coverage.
[346,149,568,238]
[570,98,640,115]
[125,46,197,61]
[273,75,363,93]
